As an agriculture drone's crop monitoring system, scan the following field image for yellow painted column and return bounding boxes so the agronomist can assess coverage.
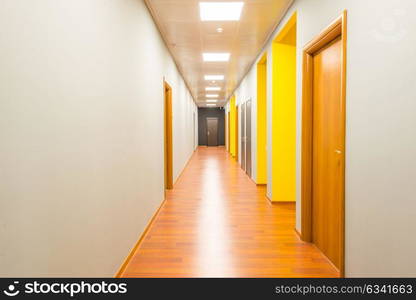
[257,57,267,184]
[271,15,297,202]
[229,96,236,157]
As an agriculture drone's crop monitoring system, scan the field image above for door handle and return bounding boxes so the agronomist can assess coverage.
[207,131,210,136]
[335,150,342,154]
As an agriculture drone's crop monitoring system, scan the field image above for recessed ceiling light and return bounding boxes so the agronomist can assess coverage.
[204,75,224,81]
[217,27,224,33]
[200,2,244,21]
[203,52,230,62]
[206,99,218,103]
[206,94,219,98]
[207,103,216,107]
[206,87,221,91]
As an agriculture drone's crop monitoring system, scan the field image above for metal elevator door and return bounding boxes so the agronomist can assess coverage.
[206,117,218,146]
[246,100,252,177]
[241,103,246,170]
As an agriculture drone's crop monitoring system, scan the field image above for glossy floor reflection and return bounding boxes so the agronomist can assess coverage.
[120,146,339,277]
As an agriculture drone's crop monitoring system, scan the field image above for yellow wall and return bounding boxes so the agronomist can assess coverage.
[256,57,267,184]
[271,15,297,202]
[229,96,236,157]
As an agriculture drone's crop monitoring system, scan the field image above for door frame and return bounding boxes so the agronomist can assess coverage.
[206,117,219,147]
[300,11,347,276]
[164,81,173,190]
[227,111,231,151]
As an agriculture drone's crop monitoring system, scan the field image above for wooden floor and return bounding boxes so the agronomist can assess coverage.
[120,146,339,278]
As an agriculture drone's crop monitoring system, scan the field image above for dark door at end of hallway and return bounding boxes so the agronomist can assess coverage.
[207,117,219,146]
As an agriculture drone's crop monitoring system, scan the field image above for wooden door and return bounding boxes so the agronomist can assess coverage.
[227,112,231,151]
[206,118,219,146]
[164,82,173,190]
[235,106,239,160]
[311,37,343,269]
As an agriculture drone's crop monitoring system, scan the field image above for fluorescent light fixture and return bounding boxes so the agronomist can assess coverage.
[204,75,224,81]
[206,94,219,98]
[200,2,244,21]
[206,99,218,103]
[207,103,216,106]
[203,52,230,62]
[206,87,221,91]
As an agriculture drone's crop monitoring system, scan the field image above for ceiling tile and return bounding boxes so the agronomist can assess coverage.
[145,0,293,106]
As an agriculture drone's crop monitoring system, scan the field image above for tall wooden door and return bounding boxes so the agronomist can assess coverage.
[227,112,230,151]
[206,118,219,146]
[311,37,343,269]
[235,106,239,159]
[164,81,173,190]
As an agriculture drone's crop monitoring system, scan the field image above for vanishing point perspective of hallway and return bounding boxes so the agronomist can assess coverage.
[120,147,338,278]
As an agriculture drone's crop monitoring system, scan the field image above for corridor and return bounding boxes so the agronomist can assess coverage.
[2,0,416,280]
[120,147,338,277]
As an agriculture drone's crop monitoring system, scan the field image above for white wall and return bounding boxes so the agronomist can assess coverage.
[167,65,198,182]
[0,0,197,277]
[230,0,416,277]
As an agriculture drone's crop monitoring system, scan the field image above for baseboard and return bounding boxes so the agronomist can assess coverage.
[114,198,167,278]
[294,228,302,240]
[294,229,342,277]
[173,149,197,185]
[115,146,197,277]
[266,195,296,204]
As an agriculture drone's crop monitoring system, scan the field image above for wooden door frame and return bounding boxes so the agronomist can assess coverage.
[300,11,347,276]
[235,105,239,160]
[164,81,173,190]
[227,111,231,151]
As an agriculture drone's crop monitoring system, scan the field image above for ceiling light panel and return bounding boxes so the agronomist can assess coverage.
[145,0,292,107]
[200,2,244,21]
[206,104,216,106]
[203,52,230,62]
[204,75,224,81]
[206,94,219,98]
[206,99,218,102]
[206,87,221,91]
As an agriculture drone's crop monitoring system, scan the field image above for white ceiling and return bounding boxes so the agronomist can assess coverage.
[145,0,293,107]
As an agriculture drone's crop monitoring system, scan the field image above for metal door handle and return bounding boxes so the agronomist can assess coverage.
[335,150,342,154]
